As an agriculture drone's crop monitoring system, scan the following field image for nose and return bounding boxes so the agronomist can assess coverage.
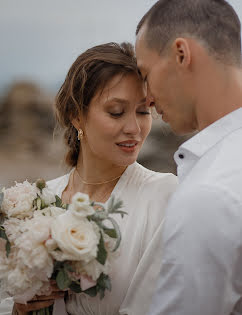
[123,113,141,135]
[146,84,155,107]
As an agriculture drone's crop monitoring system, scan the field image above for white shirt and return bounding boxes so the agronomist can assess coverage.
[149,108,242,315]
[0,162,177,315]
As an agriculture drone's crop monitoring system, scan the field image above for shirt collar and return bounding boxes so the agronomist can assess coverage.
[179,108,242,158]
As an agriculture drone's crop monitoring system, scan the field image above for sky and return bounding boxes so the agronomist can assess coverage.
[0,0,242,93]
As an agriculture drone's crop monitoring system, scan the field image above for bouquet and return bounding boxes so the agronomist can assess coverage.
[0,179,126,315]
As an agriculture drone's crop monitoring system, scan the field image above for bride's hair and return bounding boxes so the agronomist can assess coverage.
[54,42,140,167]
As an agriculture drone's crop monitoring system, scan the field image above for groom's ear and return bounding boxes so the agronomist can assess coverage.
[172,38,191,68]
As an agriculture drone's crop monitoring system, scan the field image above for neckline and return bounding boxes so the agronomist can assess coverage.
[61,162,137,205]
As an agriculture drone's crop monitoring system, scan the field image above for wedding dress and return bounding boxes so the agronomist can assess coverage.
[0,162,177,315]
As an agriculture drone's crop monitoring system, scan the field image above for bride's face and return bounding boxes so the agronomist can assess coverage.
[82,73,152,167]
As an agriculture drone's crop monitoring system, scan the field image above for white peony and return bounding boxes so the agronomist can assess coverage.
[14,215,54,280]
[39,187,56,206]
[69,192,95,218]
[3,217,22,243]
[1,181,37,219]
[33,206,66,219]
[50,211,100,263]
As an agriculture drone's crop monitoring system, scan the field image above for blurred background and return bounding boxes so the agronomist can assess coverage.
[0,0,241,187]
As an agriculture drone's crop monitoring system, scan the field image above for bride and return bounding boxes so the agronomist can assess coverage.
[1,42,177,315]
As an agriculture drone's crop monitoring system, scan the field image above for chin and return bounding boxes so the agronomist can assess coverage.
[114,156,137,167]
[170,121,197,136]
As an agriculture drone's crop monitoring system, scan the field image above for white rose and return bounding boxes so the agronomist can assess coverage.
[50,211,100,263]
[69,192,95,218]
[39,187,56,206]
[1,180,37,219]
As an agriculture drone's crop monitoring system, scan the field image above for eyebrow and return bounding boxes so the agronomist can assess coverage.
[105,97,147,105]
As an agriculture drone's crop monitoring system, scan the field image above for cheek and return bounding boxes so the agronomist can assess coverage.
[140,117,152,140]
[86,114,120,143]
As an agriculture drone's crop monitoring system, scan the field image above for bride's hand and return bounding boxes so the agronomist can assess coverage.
[13,281,66,315]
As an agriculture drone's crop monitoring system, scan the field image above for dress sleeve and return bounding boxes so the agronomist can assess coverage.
[0,290,14,315]
[119,174,178,315]
[148,184,242,315]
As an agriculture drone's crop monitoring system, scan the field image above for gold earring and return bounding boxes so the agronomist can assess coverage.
[77,129,84,140]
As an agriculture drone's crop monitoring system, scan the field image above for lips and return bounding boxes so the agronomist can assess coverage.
[116,140,139,147]
[116,140,139,152]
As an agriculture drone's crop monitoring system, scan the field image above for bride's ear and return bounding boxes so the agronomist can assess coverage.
[71,117,82,131]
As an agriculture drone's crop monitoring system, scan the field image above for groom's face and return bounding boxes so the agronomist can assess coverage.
[135,27,196,135]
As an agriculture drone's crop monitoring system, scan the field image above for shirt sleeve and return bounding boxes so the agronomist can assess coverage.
[148,184,242,315]
[120,174,178,315]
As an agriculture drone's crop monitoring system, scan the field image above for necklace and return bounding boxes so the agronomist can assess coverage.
[75,168,122,185]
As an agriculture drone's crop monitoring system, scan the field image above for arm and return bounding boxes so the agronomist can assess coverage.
[148,184,242,315]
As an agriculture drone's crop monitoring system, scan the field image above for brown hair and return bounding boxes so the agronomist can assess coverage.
[136,0,241,65]
[55,42,139,167]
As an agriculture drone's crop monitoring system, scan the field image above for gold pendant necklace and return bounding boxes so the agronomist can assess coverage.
[75,168,122,185]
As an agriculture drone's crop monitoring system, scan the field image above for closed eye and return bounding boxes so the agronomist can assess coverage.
[138,111,151,115]
[109,112,123,117]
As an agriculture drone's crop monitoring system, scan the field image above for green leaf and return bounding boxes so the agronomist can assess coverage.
[106,217,121,252]
[55,195,62,207]
[83,286,97,297]
[103,228,117,238]
[98,273,112,291]
[89,211,108,222]
[96,273,112,299]
[69,281,82,293]
[41,199,46,209]
[36,198,42,210]
[0,227,11,257]
[113,210,128,218]
[0,192,4,209]
[96,232,107,265]
[5,241,11,257]
[56,269,72,290]
[64,263,74,273]
[107,196,123,213]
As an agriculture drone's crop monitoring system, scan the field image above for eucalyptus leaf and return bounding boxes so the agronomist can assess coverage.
[5,241,11,257]
[106,217,121,251]
[83,286,97,297]
[64,263,74,273]
[89,211,108,222]
[0,227,11,257]
[107,196,123,213]
[96,233,107,265]
[55,195,62,207]
[69,281,82,293]
[41,199,46,209]
[0,192,4,209]
[103,228,117,238]
[36,198,42,210]
[56,269,72,290]
[97,273,112,291]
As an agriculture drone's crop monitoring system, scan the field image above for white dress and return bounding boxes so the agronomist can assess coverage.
[0,162,177,315]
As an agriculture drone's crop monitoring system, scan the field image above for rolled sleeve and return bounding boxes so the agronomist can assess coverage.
[149,184,242,315]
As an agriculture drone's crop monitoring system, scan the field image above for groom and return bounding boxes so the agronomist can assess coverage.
[136,0,242,314]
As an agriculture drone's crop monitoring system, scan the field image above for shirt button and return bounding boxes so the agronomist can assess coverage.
[178,153,184,159]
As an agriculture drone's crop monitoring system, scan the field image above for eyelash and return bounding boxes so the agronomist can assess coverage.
[109,111,150,117]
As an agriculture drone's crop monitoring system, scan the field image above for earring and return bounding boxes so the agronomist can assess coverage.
[77,129,84,140]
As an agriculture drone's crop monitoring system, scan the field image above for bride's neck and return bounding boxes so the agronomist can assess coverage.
[70,155,126,203]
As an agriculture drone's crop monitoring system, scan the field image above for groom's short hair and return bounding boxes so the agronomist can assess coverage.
[136,0,241,65]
